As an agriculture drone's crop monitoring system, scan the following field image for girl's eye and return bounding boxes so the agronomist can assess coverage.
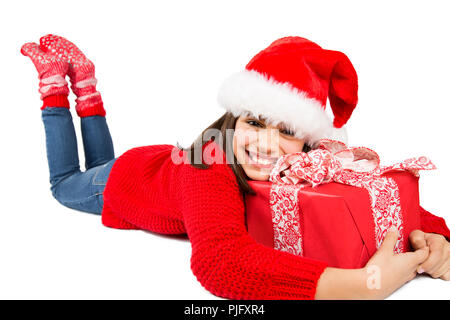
[280,128,295,136]
[246,120,263,128]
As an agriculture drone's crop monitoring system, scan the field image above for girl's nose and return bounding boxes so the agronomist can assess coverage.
[254,128,281,157]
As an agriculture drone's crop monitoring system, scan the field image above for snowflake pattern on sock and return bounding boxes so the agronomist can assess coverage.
[40,35,94,80]
[39,34,105,117]
[21,42,69,101]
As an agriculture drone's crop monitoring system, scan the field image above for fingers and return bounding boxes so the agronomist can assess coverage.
[379,226,399,254]
[440,269,450,281]
[409,229,427,250]
[431,261,449,279]
[420,245,444,276]
[419,234,449,278]
[403,246,430,265]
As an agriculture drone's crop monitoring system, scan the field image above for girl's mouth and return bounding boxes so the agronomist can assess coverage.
[244,148,279,168]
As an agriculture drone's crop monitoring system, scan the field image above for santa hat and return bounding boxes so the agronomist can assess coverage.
[217,36,358,147]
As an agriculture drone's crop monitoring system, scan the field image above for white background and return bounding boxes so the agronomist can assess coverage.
[0,0,449,299]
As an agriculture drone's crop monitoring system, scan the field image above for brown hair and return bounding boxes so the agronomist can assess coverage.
[177,112,312,196]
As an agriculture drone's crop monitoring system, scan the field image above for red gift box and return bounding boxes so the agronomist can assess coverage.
[245,172,422,269]
[243,139,437,269]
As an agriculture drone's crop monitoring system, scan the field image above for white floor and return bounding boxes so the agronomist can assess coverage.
[0,188,448,300]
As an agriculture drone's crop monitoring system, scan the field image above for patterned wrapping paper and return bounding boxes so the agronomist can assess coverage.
[245,139,436,268]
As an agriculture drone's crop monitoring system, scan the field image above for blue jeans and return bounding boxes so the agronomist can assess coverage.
[41,107,116,215]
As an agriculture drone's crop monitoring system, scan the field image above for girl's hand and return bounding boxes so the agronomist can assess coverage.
[316,227,429,300]
[363,227,429,299]
[409,230,450,280]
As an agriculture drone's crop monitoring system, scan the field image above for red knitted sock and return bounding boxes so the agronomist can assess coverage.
[40,34,106,118]
[21,42,70,109]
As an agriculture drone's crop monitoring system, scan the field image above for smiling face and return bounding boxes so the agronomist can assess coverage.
[233,114,306,181]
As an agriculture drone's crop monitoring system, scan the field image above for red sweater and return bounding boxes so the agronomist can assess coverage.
[101,139,450,300]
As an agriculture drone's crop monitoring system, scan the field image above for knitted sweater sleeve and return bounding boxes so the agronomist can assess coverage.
[180,162,328,300]
[419,205,450,241]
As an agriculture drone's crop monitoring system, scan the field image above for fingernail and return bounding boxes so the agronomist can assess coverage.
[418,267,425,274]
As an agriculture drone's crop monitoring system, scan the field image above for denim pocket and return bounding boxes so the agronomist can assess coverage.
[92,158,116,186]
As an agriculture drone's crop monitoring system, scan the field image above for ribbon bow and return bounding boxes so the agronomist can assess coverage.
[268,139,437,255]
[269,139,436,187]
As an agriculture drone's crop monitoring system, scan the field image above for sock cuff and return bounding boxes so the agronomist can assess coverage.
[41,94,70,110]
[76,101,106,118]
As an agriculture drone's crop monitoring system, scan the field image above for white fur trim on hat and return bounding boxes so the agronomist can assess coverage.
[217,69,347,146]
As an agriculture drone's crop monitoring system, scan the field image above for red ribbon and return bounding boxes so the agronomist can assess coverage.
[269,139,436,187]
[268,139,437,255]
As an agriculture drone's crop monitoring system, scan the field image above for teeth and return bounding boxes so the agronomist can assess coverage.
[247,150,278,165]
